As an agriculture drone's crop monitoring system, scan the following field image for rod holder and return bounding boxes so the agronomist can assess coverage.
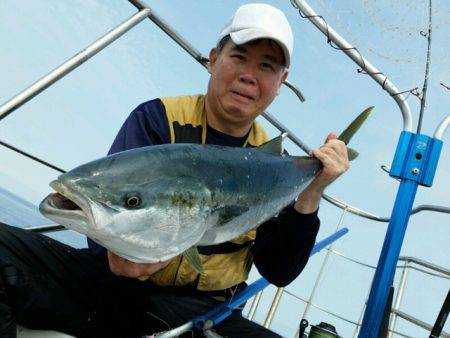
[390,131,443,187]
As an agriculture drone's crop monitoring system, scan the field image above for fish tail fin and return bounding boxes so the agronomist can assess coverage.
[338,106,374,161]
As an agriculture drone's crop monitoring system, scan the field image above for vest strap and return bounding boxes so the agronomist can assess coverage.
[197,241,252,255]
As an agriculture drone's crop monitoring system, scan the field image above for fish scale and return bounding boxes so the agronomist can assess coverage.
[39,107,371,269]
[39,138,320,264]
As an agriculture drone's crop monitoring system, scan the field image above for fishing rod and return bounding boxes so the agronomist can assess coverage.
[287,0,449,336]
[0,2,447,337]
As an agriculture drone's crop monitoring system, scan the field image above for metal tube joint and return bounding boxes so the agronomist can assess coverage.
[434,114,450,140]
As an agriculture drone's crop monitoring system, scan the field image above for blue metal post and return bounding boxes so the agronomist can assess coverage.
[359,180,418,336]
[359,132,443,337]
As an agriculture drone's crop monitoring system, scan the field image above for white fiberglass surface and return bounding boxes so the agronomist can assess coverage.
[1,1,448,336]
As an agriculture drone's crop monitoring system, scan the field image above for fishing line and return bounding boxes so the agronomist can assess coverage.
[416,0,433,134]
[0,139,66,173]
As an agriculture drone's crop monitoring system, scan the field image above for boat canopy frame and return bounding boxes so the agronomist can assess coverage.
[0,1,449,337]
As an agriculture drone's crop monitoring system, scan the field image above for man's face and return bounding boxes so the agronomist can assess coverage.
[206,39,288,128]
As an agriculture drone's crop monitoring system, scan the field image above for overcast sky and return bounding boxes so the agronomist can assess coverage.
[0,1,449,336]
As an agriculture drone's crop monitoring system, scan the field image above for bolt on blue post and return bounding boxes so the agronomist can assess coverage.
[359,131,443,337]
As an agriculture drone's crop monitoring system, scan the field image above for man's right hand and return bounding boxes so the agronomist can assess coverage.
[107,250,171,278]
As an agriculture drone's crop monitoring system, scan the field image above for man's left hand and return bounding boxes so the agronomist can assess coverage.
[294,132,349,214]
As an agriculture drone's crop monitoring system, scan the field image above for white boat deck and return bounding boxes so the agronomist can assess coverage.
[17,326,74,338]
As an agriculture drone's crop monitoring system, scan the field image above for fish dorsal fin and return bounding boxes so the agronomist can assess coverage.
[256,132,287,155]
[183,246,204,274]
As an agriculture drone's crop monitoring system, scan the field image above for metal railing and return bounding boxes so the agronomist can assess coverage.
[0,0,447,235]
[1,1,448,337]
[151,229,349,337]
[0,9,151,121]
[244,249,449,338]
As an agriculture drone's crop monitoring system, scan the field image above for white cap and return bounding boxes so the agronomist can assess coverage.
[218,3,294,68]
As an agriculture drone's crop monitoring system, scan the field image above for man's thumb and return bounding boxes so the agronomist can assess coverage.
[325,132,337,143]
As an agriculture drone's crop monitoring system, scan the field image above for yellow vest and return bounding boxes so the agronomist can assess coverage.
[147,94,270,291]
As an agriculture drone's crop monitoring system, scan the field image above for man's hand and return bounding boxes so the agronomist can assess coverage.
[107,250,171,278]
[295,132,349,214]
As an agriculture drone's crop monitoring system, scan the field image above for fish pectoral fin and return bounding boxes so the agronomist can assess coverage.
[256,133,287,155]
[183,246,204,274]
[212,205,249,225]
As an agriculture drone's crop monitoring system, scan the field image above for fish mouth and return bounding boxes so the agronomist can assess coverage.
[40,180,93,225]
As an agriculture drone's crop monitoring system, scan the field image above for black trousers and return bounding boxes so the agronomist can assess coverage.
[0,223,280,338]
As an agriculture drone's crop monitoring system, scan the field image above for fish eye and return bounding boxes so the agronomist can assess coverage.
[125,194,141,208]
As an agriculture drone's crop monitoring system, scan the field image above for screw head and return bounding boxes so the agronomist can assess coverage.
[412,168,420,175]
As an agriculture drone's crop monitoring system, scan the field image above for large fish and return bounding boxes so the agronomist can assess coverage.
[39,107,372,270]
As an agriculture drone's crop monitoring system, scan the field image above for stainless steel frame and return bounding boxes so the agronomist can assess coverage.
[2,0,448,234]
[247,290,263,321]
[290,0,413,132]
[264,288,285,328]
[1,1,448,337]
[302,208,347,319]
[0,9,151,121]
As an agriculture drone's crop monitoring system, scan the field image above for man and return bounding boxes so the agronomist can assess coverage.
[0,3,348,338]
